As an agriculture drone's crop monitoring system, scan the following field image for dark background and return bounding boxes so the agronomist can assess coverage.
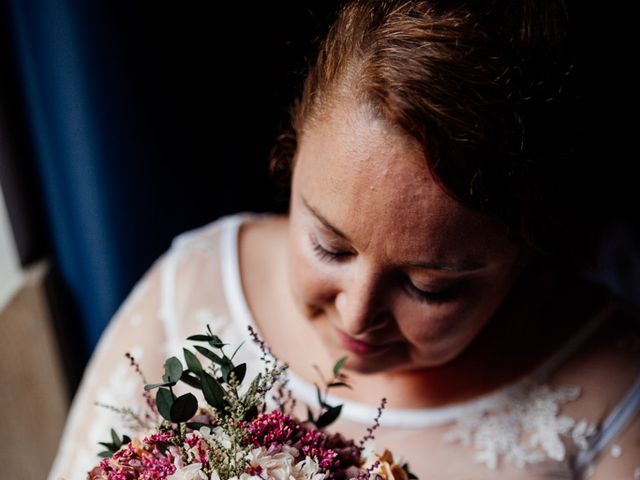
[0,0,637,396]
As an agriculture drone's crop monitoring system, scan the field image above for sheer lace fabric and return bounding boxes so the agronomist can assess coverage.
[48,214,639,480]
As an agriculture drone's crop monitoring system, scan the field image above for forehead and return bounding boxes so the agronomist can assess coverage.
[294,102,513,263]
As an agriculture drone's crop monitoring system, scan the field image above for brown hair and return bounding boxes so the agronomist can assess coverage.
[272,0,593,266]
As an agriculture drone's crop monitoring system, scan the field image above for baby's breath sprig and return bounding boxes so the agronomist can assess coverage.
[94,403,154,432]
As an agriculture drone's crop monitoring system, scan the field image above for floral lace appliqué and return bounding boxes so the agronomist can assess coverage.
[442,381,597,470]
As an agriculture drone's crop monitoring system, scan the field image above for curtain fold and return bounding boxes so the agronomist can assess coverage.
[8,0,131,350]
[6,0,340,354]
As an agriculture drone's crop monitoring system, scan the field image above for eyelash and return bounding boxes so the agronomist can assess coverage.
[309,233,455,303]
[403,278,452,304]
[310,234,351,263]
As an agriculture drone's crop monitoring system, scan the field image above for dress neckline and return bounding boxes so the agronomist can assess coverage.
[218,213,613,428]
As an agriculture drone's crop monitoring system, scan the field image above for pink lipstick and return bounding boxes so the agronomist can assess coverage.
[335,329,382,355]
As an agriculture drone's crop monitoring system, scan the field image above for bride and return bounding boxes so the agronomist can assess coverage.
[50,1,639,478]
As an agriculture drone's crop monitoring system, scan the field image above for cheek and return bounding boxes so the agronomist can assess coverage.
[288,229,338,315]
[399,275,516,361]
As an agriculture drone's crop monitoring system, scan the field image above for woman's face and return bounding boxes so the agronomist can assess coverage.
[288,101,525,374]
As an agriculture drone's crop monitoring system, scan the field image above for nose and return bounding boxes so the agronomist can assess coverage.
[334,267,390,336]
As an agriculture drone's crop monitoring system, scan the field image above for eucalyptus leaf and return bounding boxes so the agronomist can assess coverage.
[221,357,234,382]
[230,363,247,384]
[184,348,203,374]
[186,422,213,431]
[180,371,202,389]
[315,404,343,428]
[194,346,223,365]
[327,382,352,389]
[315,385,329,409]
[110,428,120,446]
[144,381,174,391]
[170,393,198,423]
[200,370,226,411]
[156,387,175,421]
[333,356,348,376]
[162,357,184,384]
[187,334,212,342]
[208,335,226,348]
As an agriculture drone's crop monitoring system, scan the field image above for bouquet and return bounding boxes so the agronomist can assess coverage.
[88,325,416,480]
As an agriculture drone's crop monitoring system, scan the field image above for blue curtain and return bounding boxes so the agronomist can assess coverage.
[6,0,336,355]
[8,1,145,351]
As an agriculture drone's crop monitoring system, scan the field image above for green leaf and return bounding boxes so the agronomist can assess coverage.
[200,371,226,411]
[180,371,202,389]
[170,393,198,423]
[242,405,259,422]
[220,356,235,382]
[315,385,329,409]
[315,404,342,428]
[156,387,175,421]
[194,346,223,365]
[187,334,213,342]
[98,451,111,458]
[402,463,418,480]
[144,381,174,391]
[333,356,348,376]
[230,342,245,360]
[186,422,212,431]
[183,348,203,374]
[208,335,226,348]
[162,357,183,384]
[110,428,119,446]
[230,363,247,384]
[306,406,315,423]
[327,382,352,389]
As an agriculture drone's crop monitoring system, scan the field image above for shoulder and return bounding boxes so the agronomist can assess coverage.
[238,214,289,297]
[551,297,640,477]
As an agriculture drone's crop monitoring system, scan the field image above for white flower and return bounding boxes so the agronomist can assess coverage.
[167,463,208,480]
[200,426,233,450]
[227,472,265,480]
[245,446,301,480]
[294,456,326,480]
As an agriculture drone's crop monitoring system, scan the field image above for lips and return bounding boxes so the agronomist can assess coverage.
[335,328,386,355]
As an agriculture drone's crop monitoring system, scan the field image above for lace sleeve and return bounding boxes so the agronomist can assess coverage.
[48,254,173,480]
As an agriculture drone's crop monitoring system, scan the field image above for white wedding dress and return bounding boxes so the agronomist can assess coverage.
[48,214,640,480]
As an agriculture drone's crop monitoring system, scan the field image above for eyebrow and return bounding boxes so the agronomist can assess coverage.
[302,196,485,273]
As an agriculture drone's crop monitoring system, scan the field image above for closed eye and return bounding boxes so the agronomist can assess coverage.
[403,276,455,304]
[309,233,352,263]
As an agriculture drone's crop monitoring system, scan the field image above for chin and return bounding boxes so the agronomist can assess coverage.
[343,355,398,374]
[326,342,405,374]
